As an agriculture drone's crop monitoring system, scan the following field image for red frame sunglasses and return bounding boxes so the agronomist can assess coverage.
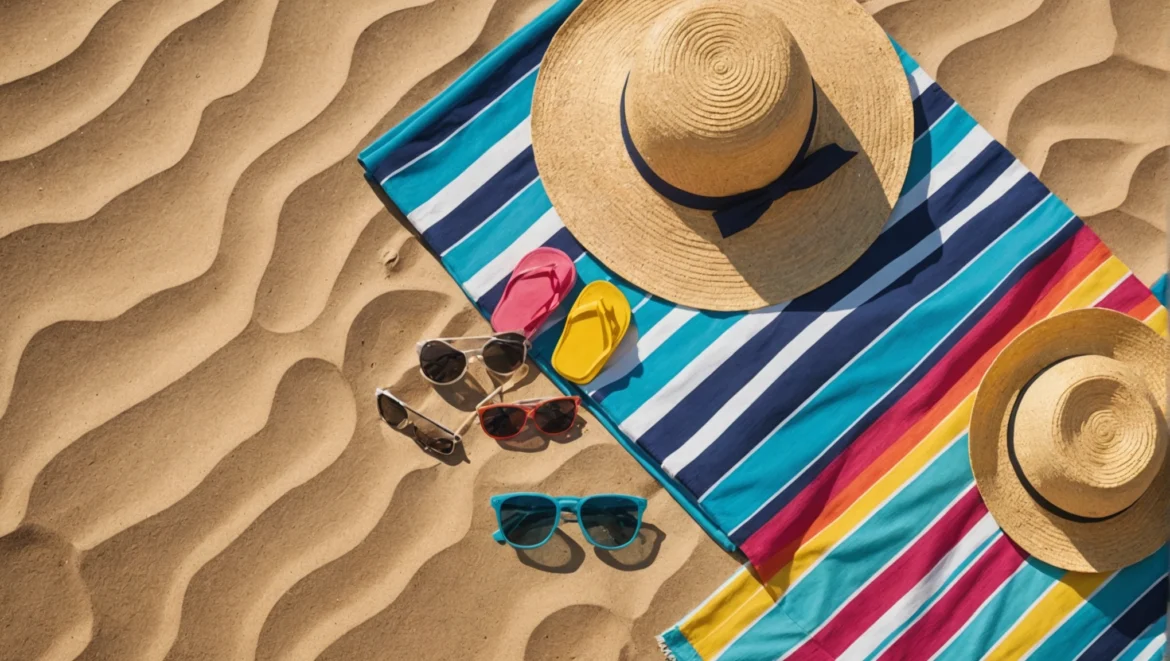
[477,396,582,440]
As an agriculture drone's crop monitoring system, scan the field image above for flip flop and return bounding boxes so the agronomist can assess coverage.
[551,281,631,385]
[491,247,577,338]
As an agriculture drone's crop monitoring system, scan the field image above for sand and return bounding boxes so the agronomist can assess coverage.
[0,0,1164,659]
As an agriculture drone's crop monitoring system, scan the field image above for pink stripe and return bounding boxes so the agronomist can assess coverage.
[1096,275,1150,313]
[877,534,1028,660]
[744,228,1102,572]
[785,488,989,660]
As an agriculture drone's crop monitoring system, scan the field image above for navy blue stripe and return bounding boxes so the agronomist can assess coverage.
[1077,578,1168,661]
[914,84,954,137]
[370,36,549,183]
[730,215,1083,543]
[676,172,1048,496]
[423,146,539,254]
[635,142,1016,463]
[475,227,585,314]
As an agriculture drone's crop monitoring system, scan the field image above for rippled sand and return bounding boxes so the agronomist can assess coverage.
[0,0,1163,659]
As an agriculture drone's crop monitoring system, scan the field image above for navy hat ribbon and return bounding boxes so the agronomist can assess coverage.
[619,76,858,238]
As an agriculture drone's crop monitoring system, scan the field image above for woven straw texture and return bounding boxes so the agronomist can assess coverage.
[531,0,914,311]
[970,308,1170,572]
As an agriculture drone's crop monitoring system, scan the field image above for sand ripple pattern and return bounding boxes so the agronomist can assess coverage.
[0,0,1163,659]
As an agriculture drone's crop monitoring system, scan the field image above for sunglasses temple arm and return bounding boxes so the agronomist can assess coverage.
[402,403,460,438]
[454,364,530,438]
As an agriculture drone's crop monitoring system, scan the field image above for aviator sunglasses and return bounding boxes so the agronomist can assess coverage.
[477,396,581,440]
[376,365,528,455]
[490,493,647,550]
[416,333,529,386]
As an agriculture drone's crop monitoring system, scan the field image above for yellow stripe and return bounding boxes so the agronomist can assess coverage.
[1050,257,1129,315]
[985,572,1111,660]
[684,397,976,658]
[1144,306,1167,337]
[681,567,772,652]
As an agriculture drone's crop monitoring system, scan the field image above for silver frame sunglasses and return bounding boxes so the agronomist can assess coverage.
[375,365,529,455]
[414,332,529,386]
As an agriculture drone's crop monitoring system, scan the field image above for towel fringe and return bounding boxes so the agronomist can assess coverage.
[656,634,679,661]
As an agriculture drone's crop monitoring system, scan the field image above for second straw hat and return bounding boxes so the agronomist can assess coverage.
[970,308,1170,572]
[531,0,914,311]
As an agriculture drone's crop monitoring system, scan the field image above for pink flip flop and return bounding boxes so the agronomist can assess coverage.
[491,247,577,338]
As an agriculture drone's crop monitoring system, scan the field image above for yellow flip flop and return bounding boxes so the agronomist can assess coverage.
[552,281,631,385]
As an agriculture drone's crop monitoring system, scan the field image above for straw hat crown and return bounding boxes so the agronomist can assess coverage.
[532,0,915,310]
[1012,355,1167,520]
[624,0,816,197]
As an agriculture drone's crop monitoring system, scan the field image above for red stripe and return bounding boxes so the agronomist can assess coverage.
[744,228,1102,573]
[877,534,1029,660]
[1097,275,1151,313]
[785,488,989,660]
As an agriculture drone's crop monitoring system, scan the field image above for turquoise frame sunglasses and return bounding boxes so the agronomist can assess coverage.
[491,492,648,550]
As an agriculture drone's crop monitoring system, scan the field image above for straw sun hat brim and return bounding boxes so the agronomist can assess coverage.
[531,0,914,311]
[970,309,1170,573]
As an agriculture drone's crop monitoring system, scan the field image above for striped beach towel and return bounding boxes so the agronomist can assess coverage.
[359,1,1169,658]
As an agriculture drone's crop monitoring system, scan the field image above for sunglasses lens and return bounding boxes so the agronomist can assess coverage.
[579,496,641,549]
[533,399,577,435]
[376,394,408,427]
[419,341,466,384]
[480,406,527,439]
[482,336,525,374]
[498,495,558,546]
[422,434,456,455]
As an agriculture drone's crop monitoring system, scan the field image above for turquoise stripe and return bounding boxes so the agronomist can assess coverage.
[357,0,578,169]
[620,295,677,347]
[933,557,1064,661]
[863,532,1003,660]
[703,194,1074,528]
[602,312,744,422]
[718,441,975,659]
[389,71,537,215]
[444,182,550,279]
[1152,273,1167,307]
[660,628,704,661]
[903,106,975,194]
[1030,557,1166,659]
[1117,616,1166,661]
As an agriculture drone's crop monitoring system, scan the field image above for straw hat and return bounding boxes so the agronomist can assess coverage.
[970,309,1170,572]
[531,0,914,311]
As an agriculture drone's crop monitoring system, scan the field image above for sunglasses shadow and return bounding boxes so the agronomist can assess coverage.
[433,374,489,412]
[514,529,586,573]
[495,416,588,453]
[594,523,666,571]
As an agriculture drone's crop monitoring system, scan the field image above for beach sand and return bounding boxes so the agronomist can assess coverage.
[0,0,1164,659]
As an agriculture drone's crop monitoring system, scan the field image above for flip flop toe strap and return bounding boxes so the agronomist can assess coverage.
[505,263,564,333]
[567,297,621,356]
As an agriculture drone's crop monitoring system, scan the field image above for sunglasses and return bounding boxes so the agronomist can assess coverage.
[375,365,528,455]
[416,333,528,386]
[477,396,582,440]
[490,493,647,550]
